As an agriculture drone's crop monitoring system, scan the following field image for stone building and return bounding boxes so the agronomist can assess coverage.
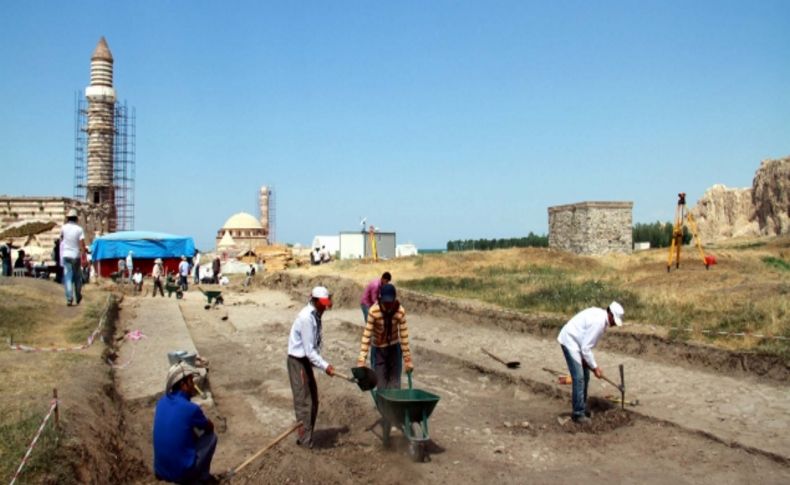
[548,201,633,255]
[0,197,112,257]
[215,212,268,251]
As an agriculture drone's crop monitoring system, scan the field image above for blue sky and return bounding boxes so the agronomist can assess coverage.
[1,1,788,249]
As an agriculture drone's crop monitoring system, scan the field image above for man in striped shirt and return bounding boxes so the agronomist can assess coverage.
[356,283,413,390]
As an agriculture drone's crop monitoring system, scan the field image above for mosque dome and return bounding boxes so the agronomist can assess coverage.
[222,212,263,230]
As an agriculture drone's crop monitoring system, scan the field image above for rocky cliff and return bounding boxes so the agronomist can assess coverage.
[691,156,789,242]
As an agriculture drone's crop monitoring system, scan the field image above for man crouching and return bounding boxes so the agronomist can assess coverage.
[153,363,217,484]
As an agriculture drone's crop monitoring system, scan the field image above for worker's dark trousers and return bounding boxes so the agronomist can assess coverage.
[371,345,403,390]
[178,431,217,484]
[287,355,318,448]
[153,278,164,297]
[561,345,589,419]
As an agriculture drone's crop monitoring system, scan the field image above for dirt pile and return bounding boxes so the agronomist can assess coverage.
[691,155,790,241]
[753,156,790,236]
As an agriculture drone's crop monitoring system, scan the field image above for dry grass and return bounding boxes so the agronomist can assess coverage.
[0,279,106,482]
[293,236,790,356]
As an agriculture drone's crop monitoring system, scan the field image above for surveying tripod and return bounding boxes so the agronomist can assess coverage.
[667,193,709,272]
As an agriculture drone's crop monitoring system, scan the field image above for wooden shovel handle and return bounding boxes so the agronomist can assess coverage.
[602,375,623,392]
[333,371,354,382]
[234,421,302,473]
[481,348,506,365]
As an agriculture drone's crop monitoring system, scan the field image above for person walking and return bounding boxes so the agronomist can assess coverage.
[152,258,165,297]
[286,286,335,449]
[153,362,217,484]
[178,256,190,292]
[557,301,625,424]
[356,283,413,389]
[360,272,391,323]
[60,209,87,306]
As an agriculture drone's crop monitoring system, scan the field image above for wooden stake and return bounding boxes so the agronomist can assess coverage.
[53,388,59,430]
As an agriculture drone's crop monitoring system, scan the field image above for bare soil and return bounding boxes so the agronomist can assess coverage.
[115,283,789,484]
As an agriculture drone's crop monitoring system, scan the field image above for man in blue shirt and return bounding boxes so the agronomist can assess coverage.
[153,363,217,484]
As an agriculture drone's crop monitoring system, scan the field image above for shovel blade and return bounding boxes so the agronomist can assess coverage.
[351,366,378,391]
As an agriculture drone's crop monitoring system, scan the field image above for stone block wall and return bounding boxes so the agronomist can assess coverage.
[0,197,112,259]
[548,201,633,255]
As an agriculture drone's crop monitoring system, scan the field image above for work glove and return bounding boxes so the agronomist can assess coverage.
[325,365,335,376]
[404,359,414,373]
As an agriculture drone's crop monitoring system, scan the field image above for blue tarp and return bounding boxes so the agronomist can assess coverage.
[90,231,196,260]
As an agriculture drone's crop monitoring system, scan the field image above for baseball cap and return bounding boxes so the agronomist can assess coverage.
[165,362,200,393]
[379,283,397,303]
[311,286,332,306]
[609,301,624,326]
[66,208,78,218]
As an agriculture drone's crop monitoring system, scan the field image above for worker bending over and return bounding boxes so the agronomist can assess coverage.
[557,301,624,424]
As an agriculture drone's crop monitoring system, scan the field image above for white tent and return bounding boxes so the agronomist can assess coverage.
[396,243,419,257]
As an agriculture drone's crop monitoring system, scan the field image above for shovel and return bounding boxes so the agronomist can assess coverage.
[481,348,521,369]
[334,366,378,391]
[223,421,302,479]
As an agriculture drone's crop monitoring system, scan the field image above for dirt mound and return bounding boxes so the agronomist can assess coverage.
[753,156,790,236]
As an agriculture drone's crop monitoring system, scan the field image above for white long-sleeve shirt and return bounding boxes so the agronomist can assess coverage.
[287,303,329,371]
[557,307,608,369]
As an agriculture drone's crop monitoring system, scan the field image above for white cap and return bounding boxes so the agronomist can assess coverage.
[311,286,330,299]
[609,301,624,326]
[67,208,78,218]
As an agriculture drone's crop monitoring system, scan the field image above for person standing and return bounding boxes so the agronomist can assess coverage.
[117,258,126,284]
[192,250,201,285]
[357,283,413,389]
[60,209,87,306]
[152,258,165,297]
[0,239,12,277]
[360,272,391,323]
[52,237,62,283]
[126,251,134,284]
[153,363,217,484]
[178,256,190,292]
[286,286,335,449]
[557,302,625,424]
[211,257,221,284]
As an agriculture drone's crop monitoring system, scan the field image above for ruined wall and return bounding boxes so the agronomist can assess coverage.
[0,197,112,259]
[690,156,790,241]
[548,201,633,255]
[690,185,759,242]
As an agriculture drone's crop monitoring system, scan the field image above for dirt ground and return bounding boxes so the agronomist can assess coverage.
[115,284,789,484]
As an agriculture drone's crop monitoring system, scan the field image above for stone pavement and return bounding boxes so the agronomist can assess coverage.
[327,307,790,461]
[115,295,199,402]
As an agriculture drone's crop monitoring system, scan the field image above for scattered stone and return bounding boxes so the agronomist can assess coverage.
[503,421,513,428]
[521,421,531,429]
[557,416,571,426]
[494,446,505,454]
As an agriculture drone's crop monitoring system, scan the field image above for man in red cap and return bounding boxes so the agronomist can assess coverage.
[286,286,335,449]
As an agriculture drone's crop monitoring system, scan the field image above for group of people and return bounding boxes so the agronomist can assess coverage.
[310,245,332,265]
[151,267,626,482]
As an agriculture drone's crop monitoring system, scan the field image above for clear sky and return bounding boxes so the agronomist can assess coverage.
[1,1,788,250]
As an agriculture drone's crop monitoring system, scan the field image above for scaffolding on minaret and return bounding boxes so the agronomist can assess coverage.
[73,95,136,231]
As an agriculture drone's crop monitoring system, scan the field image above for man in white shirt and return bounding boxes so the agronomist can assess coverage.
[60,209,87,306]
[287,286,335,449]
[557,301,624,424]
[178,256,190,292]
[193,251,201,285]
[126,251,134,284]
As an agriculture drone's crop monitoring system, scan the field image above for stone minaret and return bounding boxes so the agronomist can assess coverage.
[259,185,270,243]
[85,37,116,231]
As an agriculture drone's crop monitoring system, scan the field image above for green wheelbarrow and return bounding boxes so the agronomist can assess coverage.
[198,287,223,306]
[165,283,183,299]
[371,371,440,462]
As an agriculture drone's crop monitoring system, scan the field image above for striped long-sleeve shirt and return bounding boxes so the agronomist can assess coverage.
[357,303,411,365]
